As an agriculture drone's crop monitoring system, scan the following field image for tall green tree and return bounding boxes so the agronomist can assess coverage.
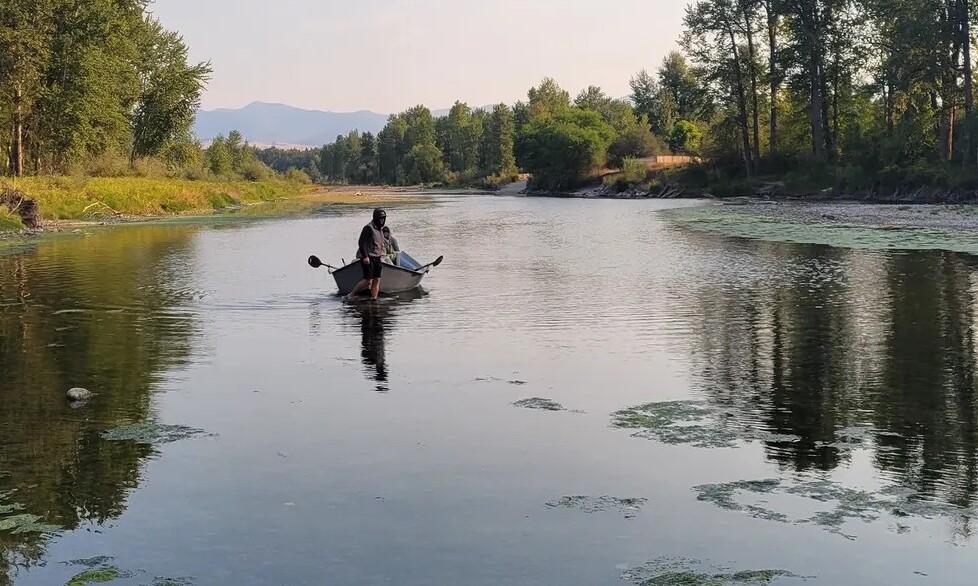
[436,101,483,174]
[130,19,211,161]
[481,103,517,177]
[527,78,571,118]
[0,0,54,175]
[377,114,407,184]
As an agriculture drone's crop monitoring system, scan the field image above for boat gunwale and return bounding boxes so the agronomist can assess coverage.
[331,261,426,277]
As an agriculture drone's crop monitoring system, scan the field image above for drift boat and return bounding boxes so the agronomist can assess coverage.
[308,252,443,295]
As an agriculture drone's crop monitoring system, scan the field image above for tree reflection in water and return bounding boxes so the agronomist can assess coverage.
[0,226,200,581]
[682,240,978,536]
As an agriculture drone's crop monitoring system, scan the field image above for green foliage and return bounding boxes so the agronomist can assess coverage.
[204,136,233,177]
[0,208,23,231]
[575,86,640,133]
[527,77,571,118]
[669,120,704,154]
[435,102,483,174]
[620,158,651,184]
[608,124,669,167]
[403,143,446,184]
[516,108,615,191]
[603,158,654,192]
[0,2,209,176]
[8,176,309,221]
[481,104,517,177]
[284,168,312,184]
[130,19,211,160]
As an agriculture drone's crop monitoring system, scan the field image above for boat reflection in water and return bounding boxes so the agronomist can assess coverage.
[344,289,426,393]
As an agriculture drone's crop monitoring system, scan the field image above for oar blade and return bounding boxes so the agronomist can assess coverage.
[308,255,324,268]
[432,255,444,267]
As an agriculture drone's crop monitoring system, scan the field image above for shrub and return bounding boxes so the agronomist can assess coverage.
[241,158,272,181]
[0,207,23,231]
[81,151,130,177]
[608,125,668,168]
[284,168,312,184]
[130,157,171,178]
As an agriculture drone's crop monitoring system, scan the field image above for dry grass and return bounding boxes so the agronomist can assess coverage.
[4,176,313,221]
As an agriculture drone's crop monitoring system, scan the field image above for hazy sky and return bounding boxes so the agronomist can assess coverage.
[151,0,686,114]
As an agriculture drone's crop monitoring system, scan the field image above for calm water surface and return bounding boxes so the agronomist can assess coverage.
[2,195,978,584]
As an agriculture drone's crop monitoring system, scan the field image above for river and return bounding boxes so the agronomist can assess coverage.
[2,194,978,584]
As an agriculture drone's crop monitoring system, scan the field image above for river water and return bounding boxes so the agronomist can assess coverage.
[2,194,978,585]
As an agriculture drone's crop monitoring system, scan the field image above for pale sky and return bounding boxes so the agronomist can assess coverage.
[151,0,686,113]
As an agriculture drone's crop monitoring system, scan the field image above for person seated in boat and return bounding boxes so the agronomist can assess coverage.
[347,208,387,300]
[382,226,400,264]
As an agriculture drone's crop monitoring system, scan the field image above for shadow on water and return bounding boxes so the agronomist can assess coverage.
[0,226,201,581]
[341,290,426,393]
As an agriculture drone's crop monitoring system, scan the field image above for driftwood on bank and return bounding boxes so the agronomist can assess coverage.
[0,186,40,228]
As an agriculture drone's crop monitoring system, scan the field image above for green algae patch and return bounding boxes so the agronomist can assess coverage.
[546,495,647,516]
[694,477,971,539]
[611,401,799,449]
[513,398,566,411]
[64,556,115,568]
[149,578,195,585]
[101,423,213,445]
[62,556,194,586]
[65,567,128,585]
[664,205,978,254]
[0,513,61,534]
[621,557,806,585]
[0,484,61,534]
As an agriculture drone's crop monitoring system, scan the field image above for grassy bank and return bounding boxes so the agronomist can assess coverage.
[0,177,425,232]
[4,176,313,222]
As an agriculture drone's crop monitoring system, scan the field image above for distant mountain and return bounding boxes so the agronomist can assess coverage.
[194,102,388,148]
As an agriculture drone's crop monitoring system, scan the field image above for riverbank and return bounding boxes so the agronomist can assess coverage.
[0,177,427,233]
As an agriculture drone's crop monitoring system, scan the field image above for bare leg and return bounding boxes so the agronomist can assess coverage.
[370,278,381,300]
[347,279,369,300]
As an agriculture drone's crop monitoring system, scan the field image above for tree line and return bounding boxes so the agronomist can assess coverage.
[675,0,978,187]
[0,0,210,177]
[261,80,669,191]
[266,0,978,192]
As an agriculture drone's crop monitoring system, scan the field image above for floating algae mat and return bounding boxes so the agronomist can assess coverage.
[62,556,195,585]
[101,422,213,445]
[611,401,799,448]
[64,563,130,586]
[664,205,978,254]
[0,484,60,535]
[694,477,973,540]
[546,495,647,516]
[513,397,567,412]
[621,557,806,585]
[149,578,196,585]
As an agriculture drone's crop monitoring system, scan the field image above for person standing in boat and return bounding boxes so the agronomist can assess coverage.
[348,208,387,300]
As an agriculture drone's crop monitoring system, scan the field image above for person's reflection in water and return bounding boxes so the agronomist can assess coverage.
[356,302,390,392]
[343,290,424,392]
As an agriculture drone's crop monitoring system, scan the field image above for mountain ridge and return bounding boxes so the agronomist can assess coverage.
[194,101,481,147]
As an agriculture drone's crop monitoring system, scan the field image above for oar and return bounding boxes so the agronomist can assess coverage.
[307,255,338,271]
[418,255,444,273]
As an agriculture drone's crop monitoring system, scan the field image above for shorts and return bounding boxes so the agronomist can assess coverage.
[361,256,383,279]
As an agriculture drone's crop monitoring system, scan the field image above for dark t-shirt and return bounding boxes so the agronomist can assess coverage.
[358,222,386,258]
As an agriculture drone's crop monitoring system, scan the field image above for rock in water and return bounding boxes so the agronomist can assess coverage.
[66,388,94,402]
